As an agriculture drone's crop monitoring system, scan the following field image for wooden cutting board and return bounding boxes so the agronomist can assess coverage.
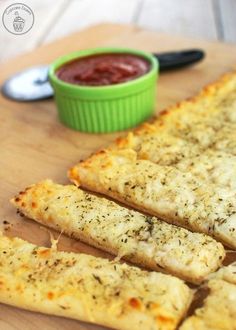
[1,23,236,330]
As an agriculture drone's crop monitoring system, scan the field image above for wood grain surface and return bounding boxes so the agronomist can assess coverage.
[0,23,236,330]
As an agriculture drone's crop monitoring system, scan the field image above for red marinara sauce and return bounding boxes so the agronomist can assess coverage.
[56,53,151,86]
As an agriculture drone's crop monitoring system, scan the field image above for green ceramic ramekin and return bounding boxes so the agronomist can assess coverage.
[49,47,158,133]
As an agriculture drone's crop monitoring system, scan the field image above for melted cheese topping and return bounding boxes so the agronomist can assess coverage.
[209,262,236,285]
[176,150,236,188]
[70,72,236,249]
[180,279,236,330]
[11,180,225,283]
[73,149,236,248]
[0,233,192,330]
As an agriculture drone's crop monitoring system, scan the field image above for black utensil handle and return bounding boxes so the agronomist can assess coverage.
[154,49,205,71]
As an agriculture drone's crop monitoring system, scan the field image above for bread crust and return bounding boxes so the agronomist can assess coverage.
[0,233,192,330]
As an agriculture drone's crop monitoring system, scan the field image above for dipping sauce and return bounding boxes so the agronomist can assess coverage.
[56,53,151,86]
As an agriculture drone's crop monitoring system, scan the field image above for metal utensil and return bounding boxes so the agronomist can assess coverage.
[1,66,53,101]
[1,49,205,102]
